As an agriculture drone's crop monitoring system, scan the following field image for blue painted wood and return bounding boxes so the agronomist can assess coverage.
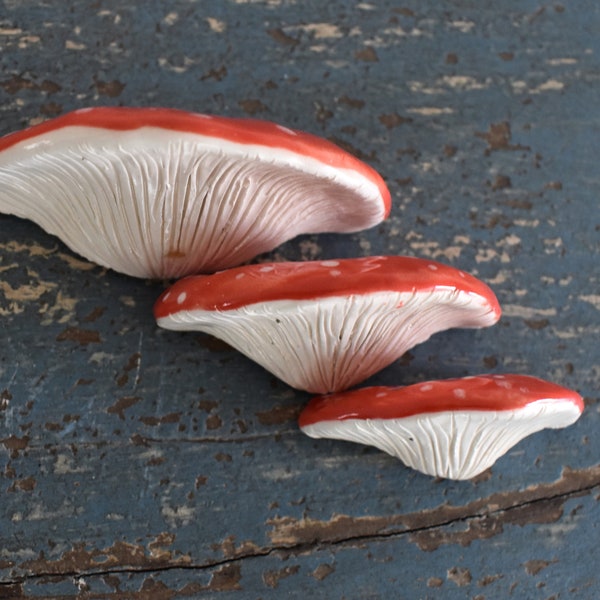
[0,1,599,598]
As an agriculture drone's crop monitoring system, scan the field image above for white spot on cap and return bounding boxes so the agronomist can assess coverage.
[459,271,466,278]
[428,264,438,271]
[235,273,245,280]
[162,292,171,302]
[330,270,342,277]
[453,388,466,399]
[177,292,187,305]
[495,379,512,389]
[520,387,530,393]
[375,391,388,398]
[321,260,340,267]
[276,124,297,135]
[259,265,275,272]
[420,384,433,392]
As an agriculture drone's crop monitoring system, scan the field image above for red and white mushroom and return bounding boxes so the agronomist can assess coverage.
[298,375,584,479]
[154,256,501,393]
[0,107,390,279]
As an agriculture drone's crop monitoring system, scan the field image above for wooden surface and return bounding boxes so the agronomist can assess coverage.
[0,1,598,598]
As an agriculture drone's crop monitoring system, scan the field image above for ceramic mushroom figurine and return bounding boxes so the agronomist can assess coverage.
[154,256,501,393]
[298,375,584,480]
[0,107,390,279]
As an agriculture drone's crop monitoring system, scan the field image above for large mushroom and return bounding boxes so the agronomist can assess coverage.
[154,256,501,393]
[0,107,390,279]
[298,375,584,480]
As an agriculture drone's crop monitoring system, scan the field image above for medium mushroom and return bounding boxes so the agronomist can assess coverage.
[298,374,584,480]
[154,256,501,393]
[0,107,390,279]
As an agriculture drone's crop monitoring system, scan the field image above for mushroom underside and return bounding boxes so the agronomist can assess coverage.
[300,400,581,480]
[0,131,383,278]
[157,289,498,393]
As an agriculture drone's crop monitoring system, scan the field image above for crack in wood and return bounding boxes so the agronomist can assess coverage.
[3,464,599,588]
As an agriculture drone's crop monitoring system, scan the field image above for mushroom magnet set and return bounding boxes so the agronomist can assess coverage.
[0,107,390,279]
[2,106,583,482]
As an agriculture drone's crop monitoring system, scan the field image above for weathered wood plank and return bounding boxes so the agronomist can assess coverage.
[1,0,599,597]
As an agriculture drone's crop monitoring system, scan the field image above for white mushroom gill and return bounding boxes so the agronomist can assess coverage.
[157,288,497,393]
[0,127,384,279]
[301,399,582,480]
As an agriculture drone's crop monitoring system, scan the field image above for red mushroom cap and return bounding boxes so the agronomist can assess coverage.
[155,256,501,393]
[0,107,390,278]
[154,255,501,316]
[298,374,584,426]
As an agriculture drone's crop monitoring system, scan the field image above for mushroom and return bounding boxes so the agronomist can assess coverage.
[154,255,501,393]
[0,107,390,279]
[298,374,584,479]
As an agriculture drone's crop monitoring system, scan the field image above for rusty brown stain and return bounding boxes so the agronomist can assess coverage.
[130,433,150,447]
[140,412,182,426]
[56,326,101,345]
[206,563,242,591]
[267,513,400,546]
[8,476,36,492]
[337,95,365,109]
[195,475,207,489]
[483,355,498,369]
[205,413,223,430]
[239,99,268,115]
[498,51,514,61]
[82,306,106,323]
[524,318,550,330]
[1,435,30,458]
[267,28,299,47]
[39,102,62,117]
[214,535,261,561]
[447,566,472,587]
[198,399,219,412]
[262,565,300,589]
[0,583,23,598]
[44,422,63,432]
[378,113,412,129]
[116,352,142,387]
[137,577,175,600]
[478,573,503,586]
[255,404,302,426]
[94,77,126,97]
[214,452,232,463]
[492,174,512,190]
[312,563,335,581]
[107,396,141,420]
[0,74,36,93]
[475,122,530,154]
[19,533,190,577]
[427,577,444,588]
[267,465,600,550]
[523,559,557,576]
[355,47,379,62]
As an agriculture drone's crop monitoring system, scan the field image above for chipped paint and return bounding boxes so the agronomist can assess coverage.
[267,466,600,551]
[407,106,454,115]
[206,17,226,33]
[579,295,600,310]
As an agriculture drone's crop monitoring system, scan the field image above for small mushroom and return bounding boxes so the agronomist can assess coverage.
[0,107,390,278]
[298,375,584,479]
[154,256,501,393]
